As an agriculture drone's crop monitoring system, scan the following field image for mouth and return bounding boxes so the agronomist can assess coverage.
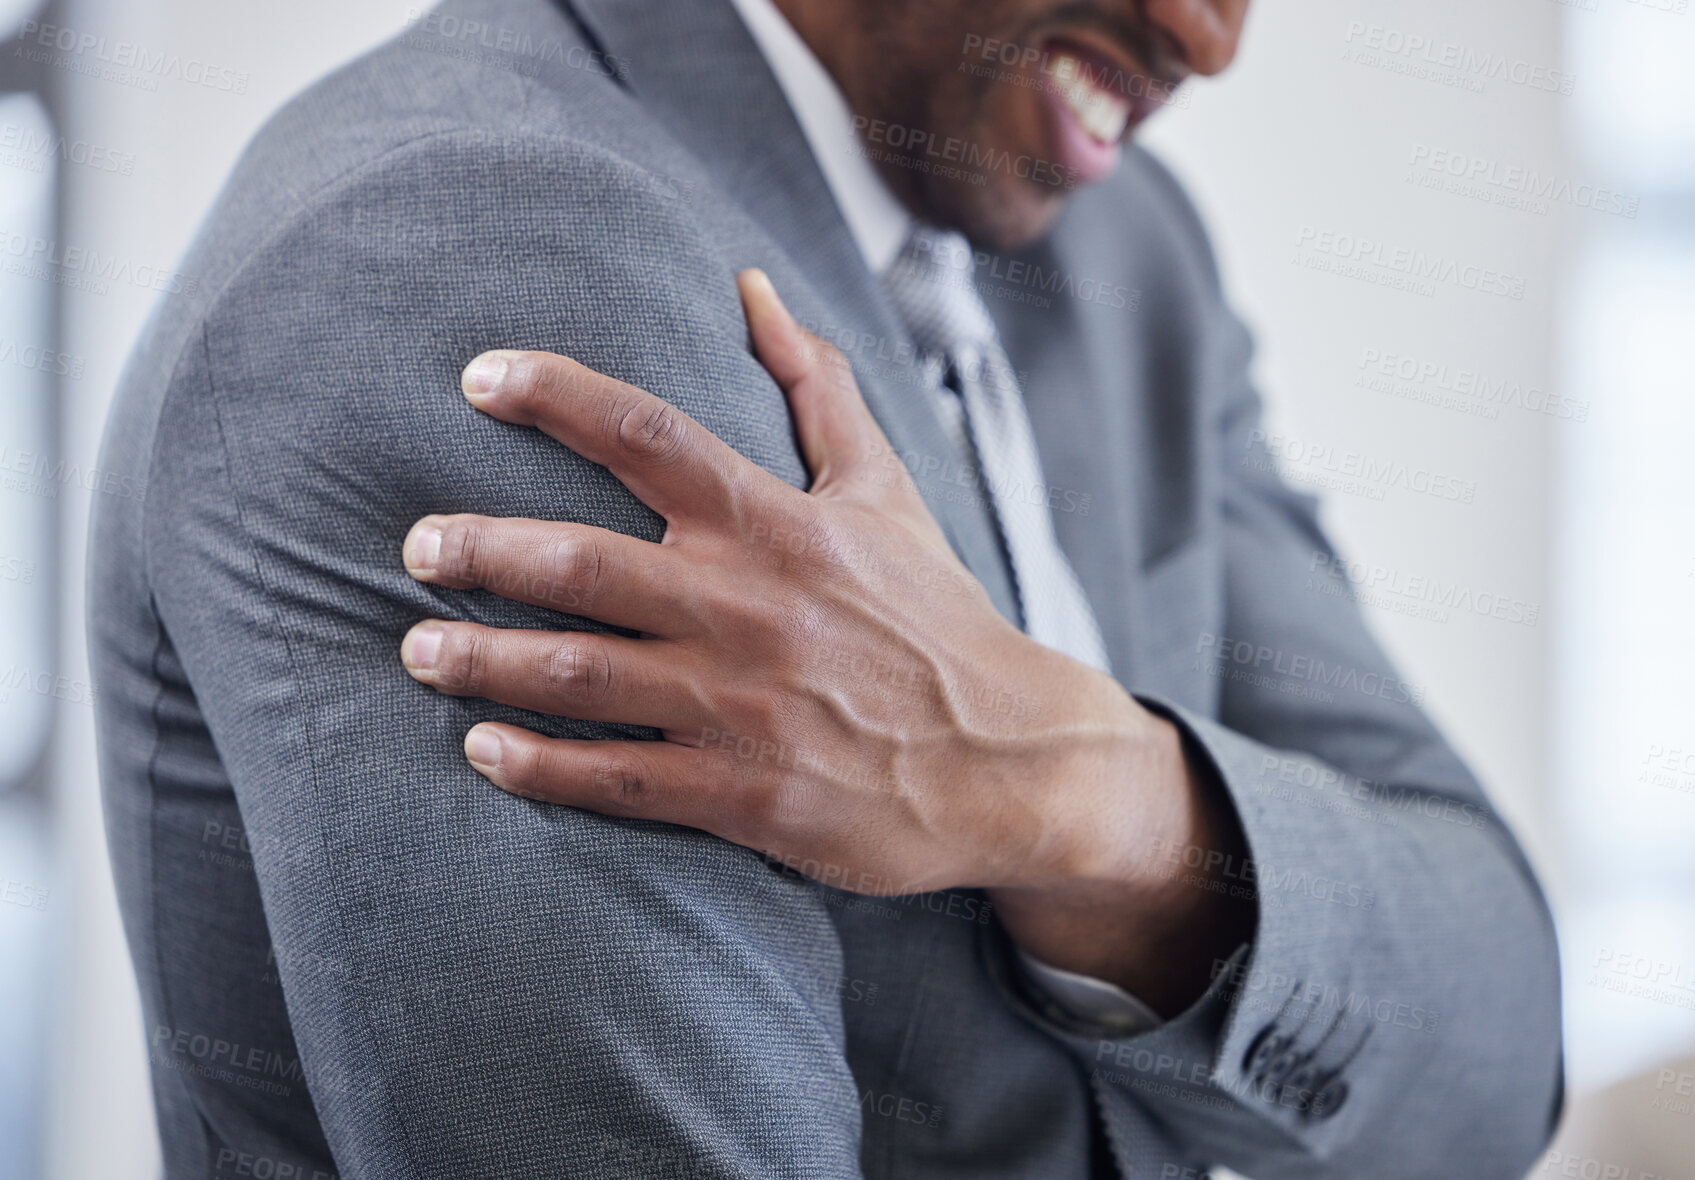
[1032,34,1174,186]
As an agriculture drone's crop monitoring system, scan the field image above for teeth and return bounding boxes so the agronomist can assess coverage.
[1045,52,1131,145]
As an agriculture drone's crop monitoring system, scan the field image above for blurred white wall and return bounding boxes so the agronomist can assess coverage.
[1142,0,1695,1172]
[43,5,423,1176]
[1143,0,1564,871]
[1545,4,1695,1175]
[25,0,1691,1176]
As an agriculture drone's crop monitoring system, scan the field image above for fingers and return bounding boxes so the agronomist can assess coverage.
[460,348,772,528]
[403,514,699,634]
[737,269,890,494]
[401,621,705,730]
[461,723,761,837]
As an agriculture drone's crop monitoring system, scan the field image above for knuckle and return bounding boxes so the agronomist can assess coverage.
[717,760,797,845]
[438,517,481,581]
[501,352,546,407]
[590,752,649,812]
[734,691,786,736]
[505,737,551,795]
[733,772,784,829]
[615,395,687,465]
[539,640,615,706]
[508,739,576,803]
[545,533,607,613]
[689,743,791,844]
[440,627,487,695]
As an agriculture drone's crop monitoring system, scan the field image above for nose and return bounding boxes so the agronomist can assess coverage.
[1143,0,1249,76]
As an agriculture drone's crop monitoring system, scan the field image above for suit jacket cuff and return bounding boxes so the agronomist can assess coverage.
[982,694,1386,1170]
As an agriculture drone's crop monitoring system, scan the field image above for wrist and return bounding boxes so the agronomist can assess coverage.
[1005,664,1187,891]
[986,686,1256,1009]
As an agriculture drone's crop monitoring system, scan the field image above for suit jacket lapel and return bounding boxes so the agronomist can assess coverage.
[563,0,1021,623]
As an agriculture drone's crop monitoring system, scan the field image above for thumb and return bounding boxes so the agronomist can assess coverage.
[737,268,886,494]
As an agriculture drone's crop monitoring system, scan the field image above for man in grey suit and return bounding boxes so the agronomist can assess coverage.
[89,0,1563,1176]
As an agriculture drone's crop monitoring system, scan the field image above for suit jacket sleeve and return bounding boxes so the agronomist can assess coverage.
[1002,176,1563,1179]
[138,131,865,1179]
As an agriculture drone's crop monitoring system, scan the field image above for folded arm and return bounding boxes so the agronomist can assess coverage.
[1052,302,1565,1178]
[401,238,1565,1179]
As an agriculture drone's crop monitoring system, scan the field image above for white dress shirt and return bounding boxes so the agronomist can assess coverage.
[725,0,1161,1037]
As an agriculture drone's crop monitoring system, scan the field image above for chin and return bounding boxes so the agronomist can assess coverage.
[918,175,1070,253]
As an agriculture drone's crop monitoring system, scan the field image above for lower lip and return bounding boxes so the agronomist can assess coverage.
[1039,85,1122,187]
[1033,41,1139,188]
[1030,40,1152,188]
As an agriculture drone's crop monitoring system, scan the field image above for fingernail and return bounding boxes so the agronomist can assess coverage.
[462,351,512,398]
[464,726,503,773]
[744,269,788,317]
[404,520,443,575]
[401,622,443,671]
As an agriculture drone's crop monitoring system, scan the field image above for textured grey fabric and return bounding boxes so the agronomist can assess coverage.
[87,0,1563,1177]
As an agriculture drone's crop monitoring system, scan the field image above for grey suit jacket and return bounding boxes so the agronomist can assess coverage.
[88,0,1563,1176]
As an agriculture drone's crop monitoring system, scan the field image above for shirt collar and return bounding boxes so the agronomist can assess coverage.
[725,0,912,276]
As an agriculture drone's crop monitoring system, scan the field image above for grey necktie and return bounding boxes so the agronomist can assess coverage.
[883,226,1111,674]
